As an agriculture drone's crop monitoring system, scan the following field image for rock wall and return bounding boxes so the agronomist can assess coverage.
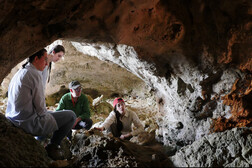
[70,41,251,147]
[171,127,252,167]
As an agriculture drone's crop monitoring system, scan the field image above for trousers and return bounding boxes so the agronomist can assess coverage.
[36,110,76,145]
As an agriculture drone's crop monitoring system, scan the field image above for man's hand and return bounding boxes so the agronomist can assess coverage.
[120,133,132,140]
[120,134,125,140]
[94,127,104,131]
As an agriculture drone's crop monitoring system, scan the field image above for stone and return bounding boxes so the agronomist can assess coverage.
[0,114,50,167]
[170,127,252,167]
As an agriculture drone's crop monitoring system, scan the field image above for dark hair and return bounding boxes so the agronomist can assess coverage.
[47,45,65,83]
[22,48,47,68]
[114,106,123,137]
[49,45,65,54]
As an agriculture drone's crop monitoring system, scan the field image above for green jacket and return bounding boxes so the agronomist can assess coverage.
[56,92,90,120]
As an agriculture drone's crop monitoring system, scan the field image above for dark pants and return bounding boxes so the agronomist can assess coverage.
[67,118,93,140]
[50,110,76,145]
[36,110,76,146]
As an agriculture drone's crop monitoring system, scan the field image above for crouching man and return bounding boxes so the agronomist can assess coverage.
[56,81,93,140]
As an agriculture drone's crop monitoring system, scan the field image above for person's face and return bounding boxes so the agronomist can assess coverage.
[34,52,48,71]
[116,101,125,114]
[70,86,82,98]
[52,51,64,62]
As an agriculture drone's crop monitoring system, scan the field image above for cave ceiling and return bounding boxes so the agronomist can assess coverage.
[0,0,251,82]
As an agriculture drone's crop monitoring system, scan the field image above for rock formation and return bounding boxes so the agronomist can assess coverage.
[171,127,252,167]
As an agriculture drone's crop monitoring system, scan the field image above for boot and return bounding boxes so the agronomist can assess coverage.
[45,143,65,160]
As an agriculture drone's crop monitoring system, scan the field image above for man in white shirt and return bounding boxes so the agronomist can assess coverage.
[6,48,76,160]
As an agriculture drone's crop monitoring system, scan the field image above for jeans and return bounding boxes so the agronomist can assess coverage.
[49,110,76,145]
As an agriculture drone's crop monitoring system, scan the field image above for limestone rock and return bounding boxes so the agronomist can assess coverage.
[170,127,252,167]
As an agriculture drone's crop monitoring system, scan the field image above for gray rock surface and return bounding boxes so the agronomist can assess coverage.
[170,127,252,167]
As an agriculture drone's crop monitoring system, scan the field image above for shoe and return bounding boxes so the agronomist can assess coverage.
[45,143,65,160]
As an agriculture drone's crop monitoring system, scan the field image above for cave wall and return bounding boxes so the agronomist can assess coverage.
[69,40,251,146]
[0,0,251,146]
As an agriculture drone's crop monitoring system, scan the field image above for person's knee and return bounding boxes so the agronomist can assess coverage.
[65,110,77,121]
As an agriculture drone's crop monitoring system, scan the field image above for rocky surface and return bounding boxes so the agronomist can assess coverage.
[171,127,252,167]
[45,41,149,99]
[70,129,173,167]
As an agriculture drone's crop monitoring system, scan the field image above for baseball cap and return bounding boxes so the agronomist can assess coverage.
[69,81,81,89]
[113,97,125,108]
